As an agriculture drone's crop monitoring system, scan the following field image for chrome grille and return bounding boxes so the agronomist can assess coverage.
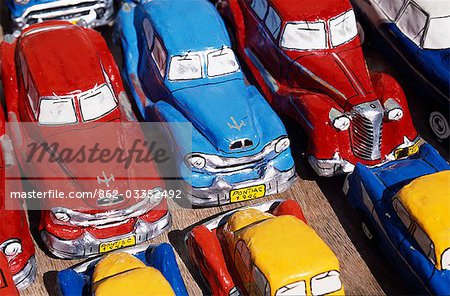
[351,101,384,160]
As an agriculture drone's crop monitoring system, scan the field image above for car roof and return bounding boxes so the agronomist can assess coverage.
[269,0,352,22]
[396,170,450,269]
[19,22,105,97]
[413,0,450,18]
[143,0,230,55]
[235,214,340,291]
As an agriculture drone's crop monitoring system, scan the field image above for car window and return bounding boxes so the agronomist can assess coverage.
[253,265,270,296]
[251,0,268,20]
[413,224,436,264]
[329,10,358,47]
[236,240,251,270]
[423,17,450,49]
[143,18,154,50]
[27,77,39,118]
[281,21,327,50]
[19,53,29,90]
[396,3,428,46]
[265,6,282,39]
[377,0,406,20]
[38,97,77,125]
[207,47,240,77]
[151,36,167,78]
[79,84,117,121]
[392,198,412,229]
[168,53,202,81]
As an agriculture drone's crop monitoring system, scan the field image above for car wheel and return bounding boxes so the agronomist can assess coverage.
[429,111,450,140]
[357,22,365,44]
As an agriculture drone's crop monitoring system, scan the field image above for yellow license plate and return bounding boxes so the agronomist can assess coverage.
[394,141,420,159]
[99,236,136,253]
[230,184,266,203]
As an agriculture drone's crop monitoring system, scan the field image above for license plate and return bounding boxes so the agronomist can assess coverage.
[99,236,136,253]
[230,184,266,203]
[394,141,420,159]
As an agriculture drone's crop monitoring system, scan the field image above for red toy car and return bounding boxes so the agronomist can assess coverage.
[0,253,19,296]
[217,0,420,176]
[0,21,171,259]
[0,105,36,290]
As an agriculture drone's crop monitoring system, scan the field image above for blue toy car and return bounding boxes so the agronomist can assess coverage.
[114,0,296,207]
[58,243,188,296]
[352,0,450,141]
[344,143,450,295]
[5,0,114,32]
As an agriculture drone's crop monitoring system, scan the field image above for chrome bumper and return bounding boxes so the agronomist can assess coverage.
[13,256,37,290]
[12,0,113,30]
[41,212,171,259]
[308,152,355,177]
[185,166,296,207]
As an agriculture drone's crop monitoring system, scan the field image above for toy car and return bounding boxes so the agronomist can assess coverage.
[114,0,296,207]
[1,21,171,259]
[0,253,19,296]
[5,0,114,32]
[186,199,344,295]
[351,0,450,141]
[58,243,188,295]
[217,0,420,177]
[344,143,450,294]
[0,105,36,290]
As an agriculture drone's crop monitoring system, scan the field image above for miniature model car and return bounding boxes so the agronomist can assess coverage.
[58,243,188,295]
[1,21,171,259]
[344,143,450,294]
[5,0,114,32]
[0,105,36,290]
[217,0,420,177]
[115,0,296,206]
[352,0,450,141]
[187,199,344,295]
[0,253,19,296]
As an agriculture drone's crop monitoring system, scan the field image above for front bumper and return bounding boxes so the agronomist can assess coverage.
[11,0,113,30]
[185,166,296,207]
[12,256,37,290]
[41,211,171,259]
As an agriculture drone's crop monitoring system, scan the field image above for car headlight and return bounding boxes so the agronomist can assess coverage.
[148,187,164,204]
[442,249,450,270]
[2,239,22,257]
[384,98,403,121]
[275,137,290,153]
[186,154,206,170]
[14,0,30,5]
[54,211,71,222]
[329,108,350,131]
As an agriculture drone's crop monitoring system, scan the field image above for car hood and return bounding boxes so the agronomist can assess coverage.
[289,45,375,108]
[172,80,264,154]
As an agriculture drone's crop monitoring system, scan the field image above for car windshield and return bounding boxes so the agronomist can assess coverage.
[207,47,240,77]
[38,96,77,125]
[423,17,450,49]
[79,84,117,121]
[311,270,342,295]
[168,53,202,81]
[281,21,327,50]
[276,280,306,295]
[329,10,358,47]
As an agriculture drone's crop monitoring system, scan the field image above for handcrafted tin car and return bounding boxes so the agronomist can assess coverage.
[186,199,344,295]
[115,0,296,206]
[0,253,19,296]
[217,0,420,177]
[344,143,450,294]
[352,0,450,141]
[58,243,188,295]
[0,21,171,259]
[0,105,36,290]
[5,0,114,32]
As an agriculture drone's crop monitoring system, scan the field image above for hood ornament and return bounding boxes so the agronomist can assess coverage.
[227,116,245,131]
[97,171,115,188]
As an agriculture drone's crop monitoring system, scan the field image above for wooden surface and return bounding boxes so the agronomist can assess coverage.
[1,11,448,296]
